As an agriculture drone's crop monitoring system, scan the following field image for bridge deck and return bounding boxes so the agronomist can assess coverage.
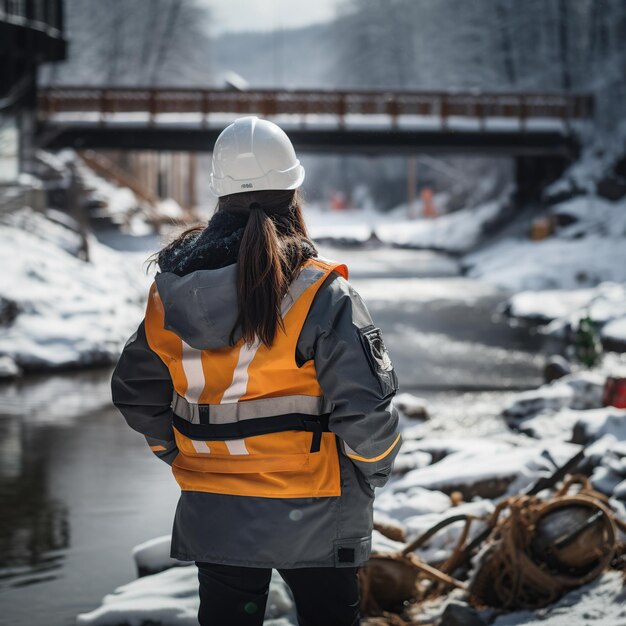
[38,123,580,156]
[37,87,592,155]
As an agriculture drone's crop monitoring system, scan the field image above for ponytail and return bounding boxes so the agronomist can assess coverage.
[226,189,316,347]
[236,202,289,346]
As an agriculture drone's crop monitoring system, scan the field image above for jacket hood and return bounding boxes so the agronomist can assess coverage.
[155,264,242,350]
[153,208,316,350]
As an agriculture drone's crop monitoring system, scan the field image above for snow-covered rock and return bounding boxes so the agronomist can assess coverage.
[0,355,20,378]
[504,283,626,350]
[501,373,605,438]
[573,407,626,444]
[388,439,573,500]
[505,373,605,416]
[132,536,190,577]
[603,316,626,348]
[507,288,599,324]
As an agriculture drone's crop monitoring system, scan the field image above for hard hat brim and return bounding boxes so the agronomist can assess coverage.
[210,163,305,198]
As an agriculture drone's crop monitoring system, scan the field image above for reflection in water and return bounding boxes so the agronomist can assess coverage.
[0,370,113,589]
[0,369,181,626]
[0,412,70,588]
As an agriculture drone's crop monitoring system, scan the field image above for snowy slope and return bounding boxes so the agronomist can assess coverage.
[0,208,149,374]
[305,193,510,254]
[464,196,626,291]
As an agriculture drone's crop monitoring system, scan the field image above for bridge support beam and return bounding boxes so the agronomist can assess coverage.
[514,155,573,206]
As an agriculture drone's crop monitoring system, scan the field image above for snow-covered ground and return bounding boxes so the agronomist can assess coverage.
[506,282,626,349]
[464,195,626,291]
[463,195,626,350]
[0,207,149,375]
[304,189,511,254]
[76,356,626,625]
[376,196,510,253]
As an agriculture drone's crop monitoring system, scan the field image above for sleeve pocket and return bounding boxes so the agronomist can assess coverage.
[358,325,399,399]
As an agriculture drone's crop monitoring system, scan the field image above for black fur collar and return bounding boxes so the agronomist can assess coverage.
[158,210,316,276]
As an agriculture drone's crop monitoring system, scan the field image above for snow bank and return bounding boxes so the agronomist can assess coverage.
[500,368,626,441]
[304,205,401,244]
[603,316,626,347]
[0,208,148,373]
[132,536,189,577]
[76,566,297,626]
[504,284,626,352]
[464,196,626,291]
[390,438,580,501]
[376,198,508,253]
[465,235,626,291]
[304,193,510,253]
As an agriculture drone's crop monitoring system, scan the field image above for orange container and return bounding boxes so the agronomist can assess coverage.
[530,217,554,241]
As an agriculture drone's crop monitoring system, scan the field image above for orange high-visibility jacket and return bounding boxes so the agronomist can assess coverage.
[112,256,401,568]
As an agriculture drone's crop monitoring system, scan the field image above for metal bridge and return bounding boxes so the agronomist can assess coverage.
[38,87,593,157]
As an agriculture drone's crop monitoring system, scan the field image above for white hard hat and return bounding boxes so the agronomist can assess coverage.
[209,116,305,197]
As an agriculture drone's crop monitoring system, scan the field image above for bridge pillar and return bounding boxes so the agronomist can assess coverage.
[514,155,572,206]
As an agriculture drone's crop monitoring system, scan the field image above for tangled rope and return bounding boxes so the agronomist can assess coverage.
[469,475,624,610]
[359,475,626,621]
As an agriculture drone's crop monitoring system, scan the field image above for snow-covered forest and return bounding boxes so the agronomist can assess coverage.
[40,0,626,205]
[44,0,626,121]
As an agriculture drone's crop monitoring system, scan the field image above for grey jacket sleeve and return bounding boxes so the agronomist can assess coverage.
[110,320,179,465]
[297,271,402,488]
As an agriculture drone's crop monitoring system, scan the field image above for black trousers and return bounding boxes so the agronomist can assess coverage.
[196,561,361,626]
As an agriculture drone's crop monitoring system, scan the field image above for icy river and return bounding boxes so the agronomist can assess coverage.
[0,241,548,626]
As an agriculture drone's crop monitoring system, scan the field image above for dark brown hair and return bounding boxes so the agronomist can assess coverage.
[154,189,317,348]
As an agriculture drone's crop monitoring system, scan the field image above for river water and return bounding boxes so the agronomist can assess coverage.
[0,241,547,626]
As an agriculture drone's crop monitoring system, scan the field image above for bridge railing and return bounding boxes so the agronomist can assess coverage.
[38,88,594,129]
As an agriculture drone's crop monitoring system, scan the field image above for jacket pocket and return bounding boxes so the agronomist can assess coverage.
[358,325,399,398]
[173,429,314,474]
[172,429,342,498]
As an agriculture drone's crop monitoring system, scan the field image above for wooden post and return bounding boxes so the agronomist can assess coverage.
[68,163,90,262]
[187,153,197,213]
[388,95,399,129]
[172,153,179,205]
[175,152,183,207]
[440,94,449,130]
[519,95,527,132]
[337,93,346,129]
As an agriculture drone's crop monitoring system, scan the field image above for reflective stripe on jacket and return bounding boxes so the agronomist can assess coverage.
[111,256,401,567]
